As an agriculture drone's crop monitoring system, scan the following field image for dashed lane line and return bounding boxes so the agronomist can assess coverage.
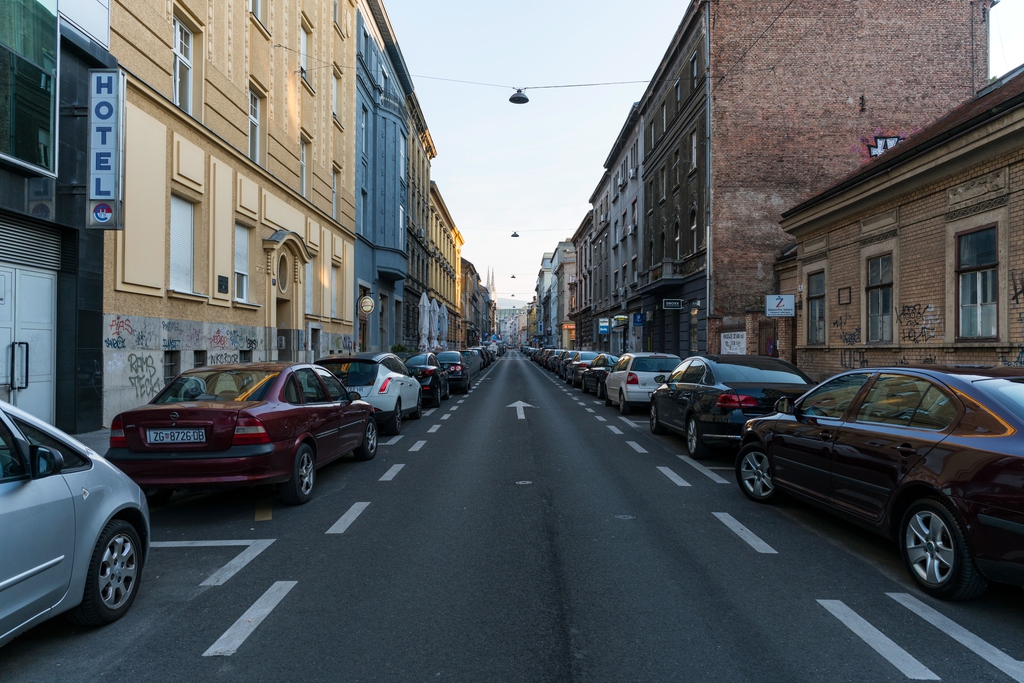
[381,435,404,446]
[626,441,648,453]
[428,424,440,433]
[449,406,459,411]
[586,408,595,413]
[151,539,276,586]
[888,592,1024,682]
[409,440,426,452]
[713,512,777,554]
[422,408,437,417]
[608,426,624,435]
[458,399,465,404]
[678,455,730,484]
[379,464,405,481]
[203,581,298,657]
[595,416,607,422]
[441,414,451,420]
[618,416,638,428]
[656,466,691,487]
[326,502,371,534]
[817,600,938,680]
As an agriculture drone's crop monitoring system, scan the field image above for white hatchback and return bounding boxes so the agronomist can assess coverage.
[316,353,422,436]
[604,353,682,415]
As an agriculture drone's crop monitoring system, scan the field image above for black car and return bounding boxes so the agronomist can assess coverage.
[405,353,451,407]
[580,354,619,398]
[649,355,813,459]
[568,351,600,387]
[438,350,471,393]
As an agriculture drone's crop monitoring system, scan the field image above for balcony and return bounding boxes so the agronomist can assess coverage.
[639,252,706,294]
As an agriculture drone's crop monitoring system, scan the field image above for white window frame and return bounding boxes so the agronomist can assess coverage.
[250,0,263,23]
[300,25,310,83]
[173,18,193,114]
[300,138,308,197]
[332,71,340,121]
[306,260,314,315]
[332,168,338,220]
[234,223,250,302]
[170,195,195,293]
[691,131,698,169]
[248,89,260,163]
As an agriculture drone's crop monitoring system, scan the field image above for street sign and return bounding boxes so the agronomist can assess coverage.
[598,318,610,334]
[632,313,644,326]
[766,294,795,318]
[662,299,683,310]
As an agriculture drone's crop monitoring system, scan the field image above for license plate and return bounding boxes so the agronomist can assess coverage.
[147,428,205,444]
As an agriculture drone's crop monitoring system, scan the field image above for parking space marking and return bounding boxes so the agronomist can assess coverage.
[678,455,730,484]
[817,600,938,680]
[656,466,691,487]
[608,426,624,435]
[450,406,459,411]
[618,416,637,428]
[441,414,451,420]
[151,539,276,586]
[712,513,777,554]
[422,408,437,417]
[458,399,465,404]
[586,408,595,413]
[327,502,371,534]
[626,441,648,453]
[203,581,298,657]
[595,416,607,422]
[379,464,405,481]
[382,435,404,446]
[428,424,441,433]
[409,440,427,452]
[888,592,1024,681]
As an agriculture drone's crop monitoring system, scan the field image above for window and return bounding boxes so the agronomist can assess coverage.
[173,18,193,114]
[239,349,252,362]
[807,271,825,344]
[249,90,263,163]
[0,419,26,480]
[295,368,328,403]
[360,190,368,235]
[400,135,407,182]
[867,254,892,343]
[163,351,181,386]
[958,226,997,339]
[170,196,194,292]
[360,107,368,155]
[690,51,699,90]
[333,0,339,25]
[250,0,263,23]
[800,373,870,419]
[661,103,667,132]
[672,151,680,186]
[316,367,346,401]
[194,350,207,368]
[690,210,698,254]
[399,205,406,250]
[691,131,698,168]
[856,375,956,430]
[305,260,314,315]
[234,224,249,302]
[299,25,310,84]
[331,266,339,318]
[675,80,681,103]
[674,222,681,259]
[299,138,309,197]
[332,71,340,121]
[15,419,89,470]
[332,169,339,220]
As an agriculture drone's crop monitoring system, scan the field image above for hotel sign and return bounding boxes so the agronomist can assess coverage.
[88,69,125,230]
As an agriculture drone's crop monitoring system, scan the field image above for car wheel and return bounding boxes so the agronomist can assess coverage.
[736,443,777,503]
[686,414,708,459]
[618,391,631,415]
[465,380,472,393]
[353,420,378,461]
[442,381,451,400]
[899,498,988,600]
[410,393,423,420]
[430,387,442,408]
[650,402,667,434]
[67,520,142,626]
[581,378,590,394]
[281,443,315,505]
[603,383,612,406]
[384,400,402,435]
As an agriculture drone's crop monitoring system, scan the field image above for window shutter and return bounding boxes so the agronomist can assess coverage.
[169,196,194,292]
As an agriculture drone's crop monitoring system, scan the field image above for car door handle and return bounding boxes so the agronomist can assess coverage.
[895,444,918,457]
[819,430,833,442]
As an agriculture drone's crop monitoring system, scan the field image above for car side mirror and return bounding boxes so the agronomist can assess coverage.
[654,374,666,384]
[348,391,363,402]
[31,445,64,478]
[774,397,794,415]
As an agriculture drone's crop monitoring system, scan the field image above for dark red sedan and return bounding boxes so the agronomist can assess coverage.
[106,363,377,504]
[735,366,1024,600]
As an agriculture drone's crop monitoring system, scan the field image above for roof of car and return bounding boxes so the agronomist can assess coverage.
[316,353,391,363]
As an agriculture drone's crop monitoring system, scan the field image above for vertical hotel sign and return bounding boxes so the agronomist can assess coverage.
[88,69,126,229]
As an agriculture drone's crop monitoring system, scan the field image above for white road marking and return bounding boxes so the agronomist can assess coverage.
[151,539,276,587]
[618,416,637,427]
[626,441,648,453]
[593,401,602,404]
[381,435,404,446]
[449,405,459,411]
[586,408,595,413]
[441,414,451,420]
[713,512,777,554]
[818,600,938,680]
[409,440,426,452]
[888,592,1024,681]
[428,424,440,433]
[656,466,691,487]
[595,416,607,422]
[608,426,623,435]
[379,464,405,481]
[678,455,730,484]
[203,581,298,657]
[422,408,436,417]
[327,502,371,534]
[458,399,465,404]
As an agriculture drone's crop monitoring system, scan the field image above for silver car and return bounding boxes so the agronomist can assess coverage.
[0,401,149,647]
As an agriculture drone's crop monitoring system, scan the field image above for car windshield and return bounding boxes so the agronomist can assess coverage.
[631,357,681,373]
[154,369,278,404]
[973,378,1024,423]
[407,355,430,365]
[577,352,599,361]
[438,352,461,362]
[318,360,379,386]
[714,361,812,385]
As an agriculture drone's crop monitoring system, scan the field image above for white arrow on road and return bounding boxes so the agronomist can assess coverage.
[507,401,535,420]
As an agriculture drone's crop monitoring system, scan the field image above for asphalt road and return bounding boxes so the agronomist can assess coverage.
[3,350,1023,682]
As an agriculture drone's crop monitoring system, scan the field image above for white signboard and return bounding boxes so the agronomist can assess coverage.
[88,69,125,230]
[766,294,795,318]
[721,331,746,355]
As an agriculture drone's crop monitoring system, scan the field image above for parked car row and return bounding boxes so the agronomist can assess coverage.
[535,347,1024,602]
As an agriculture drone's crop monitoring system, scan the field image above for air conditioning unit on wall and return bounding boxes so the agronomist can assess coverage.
[627,224,636,236]
[629,168,637,179]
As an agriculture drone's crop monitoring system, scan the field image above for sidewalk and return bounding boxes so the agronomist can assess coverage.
[73,429,109,454]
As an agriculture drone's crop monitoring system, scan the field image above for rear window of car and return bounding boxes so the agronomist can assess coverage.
[577,352,599,361]
[407,355,429,365]
[438,352,461,362]
[714,361,812,385]
[155,369,279,404]
[318,360,378,386]
[973,378,1024,423]
[631,357,681,373]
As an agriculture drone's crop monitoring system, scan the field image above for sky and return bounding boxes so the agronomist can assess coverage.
[385,0,1024,307]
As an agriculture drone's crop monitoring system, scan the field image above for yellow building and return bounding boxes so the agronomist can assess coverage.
[102,0,358,425]
[429,182,463,349]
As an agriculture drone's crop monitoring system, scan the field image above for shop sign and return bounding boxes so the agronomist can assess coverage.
[88,69,125,230]
[721,331,747,354]
[359,295,375,315]
[766,294,795,318]
[632,313,644,327]
[598,318,610,334]
[662,299,683,310]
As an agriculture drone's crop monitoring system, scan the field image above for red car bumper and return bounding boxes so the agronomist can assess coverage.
[105,441,294,489]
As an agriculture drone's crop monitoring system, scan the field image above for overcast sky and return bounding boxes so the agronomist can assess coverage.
[385,0,1024,306]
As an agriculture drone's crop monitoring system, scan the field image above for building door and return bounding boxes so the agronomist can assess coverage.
[0,266,57,423]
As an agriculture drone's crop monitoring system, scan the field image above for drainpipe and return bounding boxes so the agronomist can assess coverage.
[703,1,713,327]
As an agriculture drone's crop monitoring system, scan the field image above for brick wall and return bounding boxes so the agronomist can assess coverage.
[708,0,993,320]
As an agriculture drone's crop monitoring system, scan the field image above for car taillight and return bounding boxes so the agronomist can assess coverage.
[421,368,435,377]
[579,362,590,368]
[110,416,127,448]
[627,372,639,385]
[451,364,463,372]
[233,416,271,445]
[716,393,759,411]
[378,377,392,393]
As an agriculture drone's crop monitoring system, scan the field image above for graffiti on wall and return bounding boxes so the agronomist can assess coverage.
[839,349,869,370]
[127,353,162,398]
[896,304,942,345]
[831,316,861,346]
[851,127,917,163]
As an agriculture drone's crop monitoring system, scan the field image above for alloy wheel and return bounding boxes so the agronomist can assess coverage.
[298,451,315,495]
[739,449,773,499]
[98,533,138,610]
[687,418,698,454]
[365,421,377,454]
[905,510,955,586]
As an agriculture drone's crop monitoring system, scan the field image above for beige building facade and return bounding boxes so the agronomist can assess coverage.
[429,182,463,348]
[102,0,359,425]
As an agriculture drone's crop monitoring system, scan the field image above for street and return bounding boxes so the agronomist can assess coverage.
[3,350,1023,682]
